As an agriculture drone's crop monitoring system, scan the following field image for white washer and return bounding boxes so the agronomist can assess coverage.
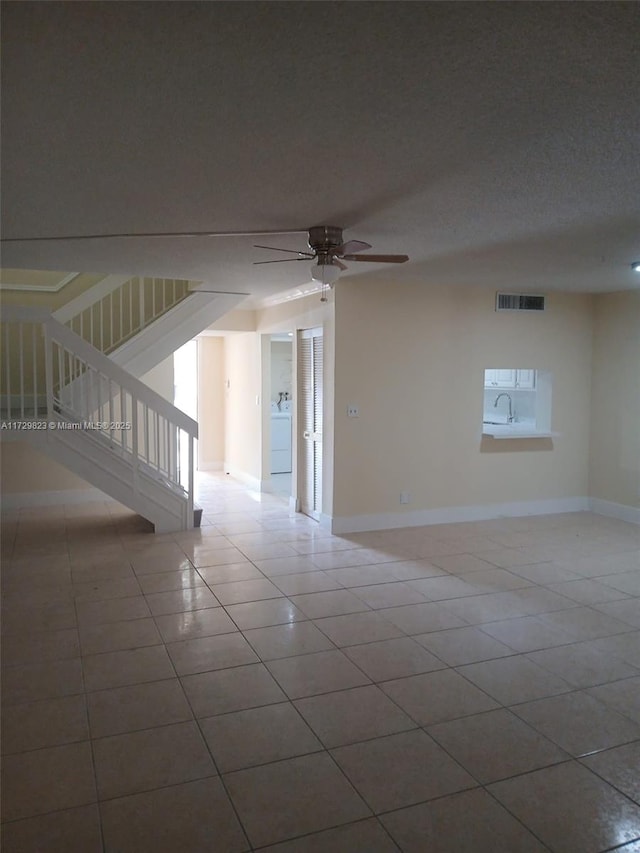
[271,413,292,473]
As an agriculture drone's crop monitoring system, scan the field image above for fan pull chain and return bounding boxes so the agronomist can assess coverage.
[320,268,328,303]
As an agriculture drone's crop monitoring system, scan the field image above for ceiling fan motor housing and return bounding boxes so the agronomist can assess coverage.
[308,225,343,254]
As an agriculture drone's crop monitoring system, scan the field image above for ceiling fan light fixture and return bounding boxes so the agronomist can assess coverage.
[310,261,340,286]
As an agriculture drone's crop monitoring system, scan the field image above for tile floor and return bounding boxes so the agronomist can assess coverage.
[1,472,640,852]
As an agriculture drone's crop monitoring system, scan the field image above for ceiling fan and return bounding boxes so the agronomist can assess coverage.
[1,223,408,292]
[254,225,409,285]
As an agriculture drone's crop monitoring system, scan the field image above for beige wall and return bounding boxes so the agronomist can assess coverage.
[198,337,225,470]
[140,356,174,403]
[223,333,263,483]
[208,309,257,333]
[589,291,640,508]
[332,280,594,520]
[1,442,94,494]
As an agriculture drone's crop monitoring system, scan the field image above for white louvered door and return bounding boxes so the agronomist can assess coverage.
[298,328,323,520]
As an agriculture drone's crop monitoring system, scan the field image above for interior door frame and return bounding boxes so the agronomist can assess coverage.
[296,326,323,521]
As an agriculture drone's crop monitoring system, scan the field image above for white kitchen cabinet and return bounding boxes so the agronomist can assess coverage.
[484,368,536,389]
[485,369,516,388]
[514,369,536,389]
[484,369,498,387]
[496,369,517,387]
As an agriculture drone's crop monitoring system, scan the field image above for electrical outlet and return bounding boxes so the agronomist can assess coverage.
[400,491,410,504]
[347,405,359,417]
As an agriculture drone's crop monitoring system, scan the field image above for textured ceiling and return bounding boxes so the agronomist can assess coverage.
[1,1,639,296]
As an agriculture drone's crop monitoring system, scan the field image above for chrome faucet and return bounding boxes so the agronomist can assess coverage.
[494,392,515,423]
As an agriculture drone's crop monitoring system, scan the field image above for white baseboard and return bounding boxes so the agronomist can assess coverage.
[197,461,224,472]
[1,487,114,509]
[590,497,640,526]
[330,496,591,535]
[7,486,634,530]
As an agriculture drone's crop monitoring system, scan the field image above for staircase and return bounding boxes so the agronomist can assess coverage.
[1,307,199,532]
[53,274,245,376]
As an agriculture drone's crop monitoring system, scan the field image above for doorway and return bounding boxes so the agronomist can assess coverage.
[269,334,294,499]
[298,327,323,520]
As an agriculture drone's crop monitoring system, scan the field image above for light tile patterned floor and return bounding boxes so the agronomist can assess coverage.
[1,472,640,852]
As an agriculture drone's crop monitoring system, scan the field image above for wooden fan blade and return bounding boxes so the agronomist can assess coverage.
[336,239,371,255]
[253,257,311,265]
[341,253,409,263]
[254,245,314,256]
[333,258,348,271]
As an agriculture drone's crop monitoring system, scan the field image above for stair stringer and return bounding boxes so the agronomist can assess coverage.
[110,291,246,377]
[17,423,189,533]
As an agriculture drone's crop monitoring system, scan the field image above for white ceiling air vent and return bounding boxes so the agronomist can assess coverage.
[496,293,546,312]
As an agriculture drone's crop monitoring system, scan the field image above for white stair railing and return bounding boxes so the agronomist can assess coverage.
[54,275,191,354]
[1,307,50,419]
[1,307,197,530]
